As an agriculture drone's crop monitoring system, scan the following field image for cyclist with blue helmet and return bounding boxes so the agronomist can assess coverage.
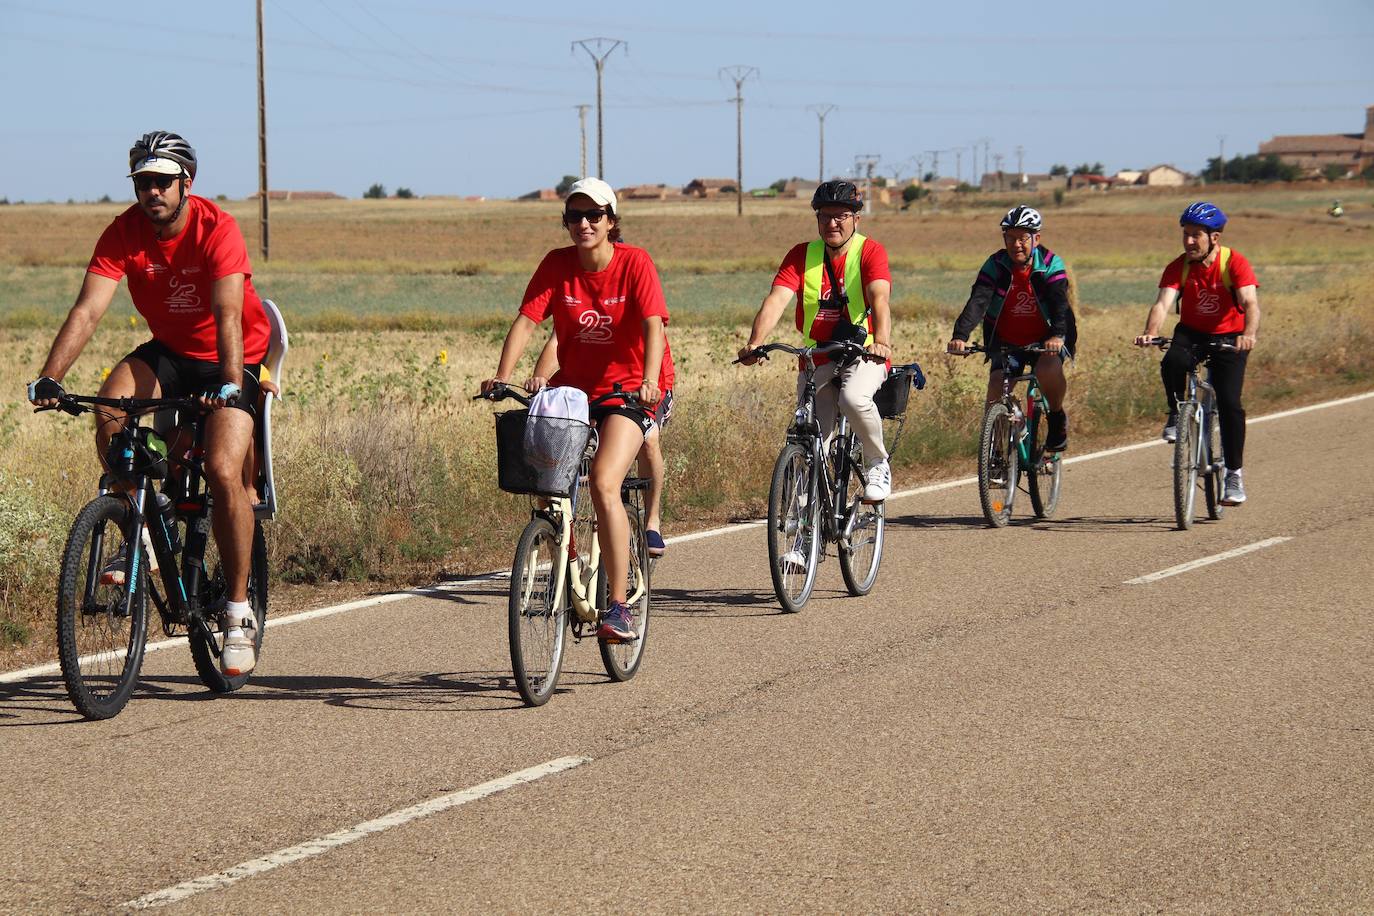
[948,205,1076,453]
[1134,201,1261,505]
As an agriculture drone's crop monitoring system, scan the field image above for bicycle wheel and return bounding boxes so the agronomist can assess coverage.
[190,521,269,693]
[599,501,650,682]
[978,403,1017,528]
[1027,404,1063,519]
[508,516,568,705]
[839,437,885,596]
[56,495,148,720]
[766,443,821,612]
[1203,410,1226,521]
[1173,405,1200,530]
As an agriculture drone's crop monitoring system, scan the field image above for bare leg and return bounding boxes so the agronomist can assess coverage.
[590,414,645,606]
[202,409,256,603]
[95,358,161,473]
[1036,356,1067,411]
[639,426,665,532]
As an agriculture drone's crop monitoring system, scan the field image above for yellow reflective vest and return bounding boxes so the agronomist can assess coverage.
[801,233,872,347]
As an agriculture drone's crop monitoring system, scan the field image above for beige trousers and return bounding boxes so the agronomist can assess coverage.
[798,358,889,465]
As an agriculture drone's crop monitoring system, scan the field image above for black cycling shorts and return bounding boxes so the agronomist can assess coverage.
[126,339,261,417]
[591,390,674,438]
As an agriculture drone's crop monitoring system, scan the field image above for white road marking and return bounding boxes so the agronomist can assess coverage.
[5,389,1370,686]
[123,755,591,909]
[1124,537,1293,584]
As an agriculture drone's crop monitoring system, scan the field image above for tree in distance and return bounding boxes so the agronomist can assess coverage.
[1072,162,1105,175]
[1204,154,1300,183]
[555,175,579,196]
[1049,164,1069,176]
[363,183,387,199]
[396,187,415,199]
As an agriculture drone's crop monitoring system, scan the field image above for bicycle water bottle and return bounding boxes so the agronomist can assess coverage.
[155,492,181,554]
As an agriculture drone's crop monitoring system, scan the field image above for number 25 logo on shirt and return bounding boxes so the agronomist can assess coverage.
[1194,289,1221,315]
[576,309,613,344]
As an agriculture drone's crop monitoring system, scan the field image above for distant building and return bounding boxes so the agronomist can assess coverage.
[620,184,678,200]
[682,178,737,198]
[1112,169,1143,185]
[1137,164,1191,187]
[1067,174,1112,191]
[1258,106,1374,177]
[249,190,343,201]
[518,188,560,201]
[782,178,820,199]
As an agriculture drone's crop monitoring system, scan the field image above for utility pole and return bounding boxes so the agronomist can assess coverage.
[925,149,942,179]
[255,0,269,260]
[979,137,992,188]
[806,103,836,183]
[721,65,758,217]
[993,153,1005,191]
[572,38,625,178]
[1015,145,1025,188]
[955,148,963,185]
[854,153,880,215]
[575,104,590,176]
[1217,134,1226,181]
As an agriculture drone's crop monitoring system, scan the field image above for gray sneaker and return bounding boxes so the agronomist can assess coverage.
[219,608,257,676]
[1221,471,1246,506]
[1162,412,1178,443]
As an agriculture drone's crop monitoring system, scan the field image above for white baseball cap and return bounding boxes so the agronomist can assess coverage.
[128,156,186,178]
[565,177,617,213]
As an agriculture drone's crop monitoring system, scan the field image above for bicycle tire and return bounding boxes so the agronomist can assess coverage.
[766,442,821,612]
[56,495,148,720]
[839,437,885,596]
[190,521,269,693]
[978,402,1016,528]
[1027,404,1063,519]
[1173,406,1200,530]
[508,516,568,705]
[1203,410,1225,521]
[599,501,650,682]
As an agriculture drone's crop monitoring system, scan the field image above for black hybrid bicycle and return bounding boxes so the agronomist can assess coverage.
[954,344,1064,528]
[740,341,924,612]
[1144,337,1230,530]
[38,393,268,720]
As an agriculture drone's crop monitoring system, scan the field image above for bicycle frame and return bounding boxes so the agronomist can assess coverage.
[1178,363,1221,478]
[992,353,1056,475]
[788,352,868,547]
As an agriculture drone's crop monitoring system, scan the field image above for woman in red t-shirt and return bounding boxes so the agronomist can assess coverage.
[482,178,667,642]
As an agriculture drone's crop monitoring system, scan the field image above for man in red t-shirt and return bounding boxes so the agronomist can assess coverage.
[738,180,895,503]
[27,131,270,675]
[1134,202,1261,505]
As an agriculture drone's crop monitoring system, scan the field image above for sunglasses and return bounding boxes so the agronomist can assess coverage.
[816,211,855,224]
[562,208,609,225]
[133,174,179,192]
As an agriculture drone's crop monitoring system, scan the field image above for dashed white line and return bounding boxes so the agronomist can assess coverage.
[123,755,591,909]
[1124,536,1293,584]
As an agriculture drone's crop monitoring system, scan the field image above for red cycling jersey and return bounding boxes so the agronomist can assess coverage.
[519,243,672,398]
[1159,249,1258,335]
[993,265,1052,345]
[88,196,270,363]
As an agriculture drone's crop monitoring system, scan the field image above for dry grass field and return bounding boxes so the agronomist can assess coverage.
[2,185,1372,666]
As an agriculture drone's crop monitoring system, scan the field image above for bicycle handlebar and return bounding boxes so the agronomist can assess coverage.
[1138,336,1237,353]
[948,343,1051,357]
[473,383,647,410]
[34,393,207,418]
[734,339,879,365]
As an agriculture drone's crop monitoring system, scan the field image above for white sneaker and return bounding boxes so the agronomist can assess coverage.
[863,459,892,502]
[219,606,257,676]
[1221,471,1246,506]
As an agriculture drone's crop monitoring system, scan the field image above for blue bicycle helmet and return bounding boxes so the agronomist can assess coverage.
[1180,201,1227,231]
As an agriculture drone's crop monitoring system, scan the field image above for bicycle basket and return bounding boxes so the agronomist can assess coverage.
[874,367,915,419]
[494,409,592,497]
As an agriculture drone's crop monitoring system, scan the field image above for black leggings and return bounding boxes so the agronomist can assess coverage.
[1161,323,1249,470]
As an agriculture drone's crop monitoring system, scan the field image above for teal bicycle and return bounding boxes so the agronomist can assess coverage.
[957,344,1064,527]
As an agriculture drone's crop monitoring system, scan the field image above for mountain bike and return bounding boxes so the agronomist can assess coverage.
[740,341,923,613]
[37,393,269,720]
[1144,336,1229,530]
[954,344,1064,528]
[477,383,653,707]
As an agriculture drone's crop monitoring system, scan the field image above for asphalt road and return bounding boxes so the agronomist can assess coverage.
[2,394,1371,913]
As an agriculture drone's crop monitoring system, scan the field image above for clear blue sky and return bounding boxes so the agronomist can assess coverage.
[3,0,1371,202]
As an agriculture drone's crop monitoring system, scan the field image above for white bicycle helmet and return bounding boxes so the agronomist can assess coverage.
[1000,205,1042,233]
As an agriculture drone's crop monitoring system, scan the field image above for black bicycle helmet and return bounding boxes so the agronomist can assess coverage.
[811,180,862,211]
[128,131,198,179]
[1000,204,1042,232]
